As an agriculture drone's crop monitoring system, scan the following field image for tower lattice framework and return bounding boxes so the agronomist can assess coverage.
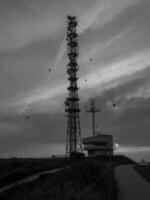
[65,16,82,157]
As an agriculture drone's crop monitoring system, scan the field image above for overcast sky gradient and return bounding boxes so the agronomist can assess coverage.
[0,0,150,161]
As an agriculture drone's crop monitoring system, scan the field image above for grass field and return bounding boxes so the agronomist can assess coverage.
[134,164,150,183]
[0,157,66,188]
[0,155,135,200]
[0,157,118,200]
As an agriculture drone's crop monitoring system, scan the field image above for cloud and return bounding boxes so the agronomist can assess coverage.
[116,146,150,154]
[77,0,104,34]
[0,0,94,52]
[0,3,60,52]
[115,145,150,161]
[79,49,150,97]
[1,0,150,159]
[1,0,146,114]
[2,48,150,114]
[53,0,104,69]
[53,0,137,70]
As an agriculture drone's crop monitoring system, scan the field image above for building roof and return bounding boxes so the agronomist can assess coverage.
[84,145,113,150]
[82,134,113,145]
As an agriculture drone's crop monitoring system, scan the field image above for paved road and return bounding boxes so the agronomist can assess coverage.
[0,168,62,193]
[115,165,150,200]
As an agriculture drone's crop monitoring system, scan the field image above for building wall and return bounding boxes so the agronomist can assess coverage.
[83,134,113,157]
[88,149,113,157]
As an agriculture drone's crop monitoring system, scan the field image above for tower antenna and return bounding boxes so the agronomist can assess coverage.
[86,98,100,136]
[65,16,82,157]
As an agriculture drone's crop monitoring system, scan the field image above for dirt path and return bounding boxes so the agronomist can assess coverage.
[115,165,150,200]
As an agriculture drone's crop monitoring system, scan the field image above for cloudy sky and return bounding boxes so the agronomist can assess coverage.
[0,0,150,160]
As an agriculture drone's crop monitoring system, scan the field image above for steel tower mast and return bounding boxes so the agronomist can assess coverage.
[65,16,82,157]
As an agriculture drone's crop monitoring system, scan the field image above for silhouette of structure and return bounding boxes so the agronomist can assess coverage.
[84,99,114,157]
[86,98,100,136]
[83,134,113,157]
[65,16,82,157]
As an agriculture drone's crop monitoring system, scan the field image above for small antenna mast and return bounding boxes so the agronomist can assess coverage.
[86,98,100,136]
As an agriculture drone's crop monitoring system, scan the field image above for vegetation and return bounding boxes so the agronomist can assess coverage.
[0,155,136,200]
[134,165,150,183]
[0,157,117,200]
[0,157,66,187]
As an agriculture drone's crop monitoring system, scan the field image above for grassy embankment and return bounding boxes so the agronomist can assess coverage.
[0,155,135,200]
[134,164,150,182]
[0,157,117,200]
[0,157,66,188]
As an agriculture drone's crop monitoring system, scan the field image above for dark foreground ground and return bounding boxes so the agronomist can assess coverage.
[115,164,150,200]
[0,155,134,200]
[134,164,150,183]
[0,157,66,188]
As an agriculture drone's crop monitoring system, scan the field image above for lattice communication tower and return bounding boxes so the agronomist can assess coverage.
[65,16,82,157]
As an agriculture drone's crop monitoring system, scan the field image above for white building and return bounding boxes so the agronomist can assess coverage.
[82,134,113,157]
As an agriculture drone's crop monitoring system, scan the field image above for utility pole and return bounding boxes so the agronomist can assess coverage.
[65,16,82,157]
[86,98,100,136]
